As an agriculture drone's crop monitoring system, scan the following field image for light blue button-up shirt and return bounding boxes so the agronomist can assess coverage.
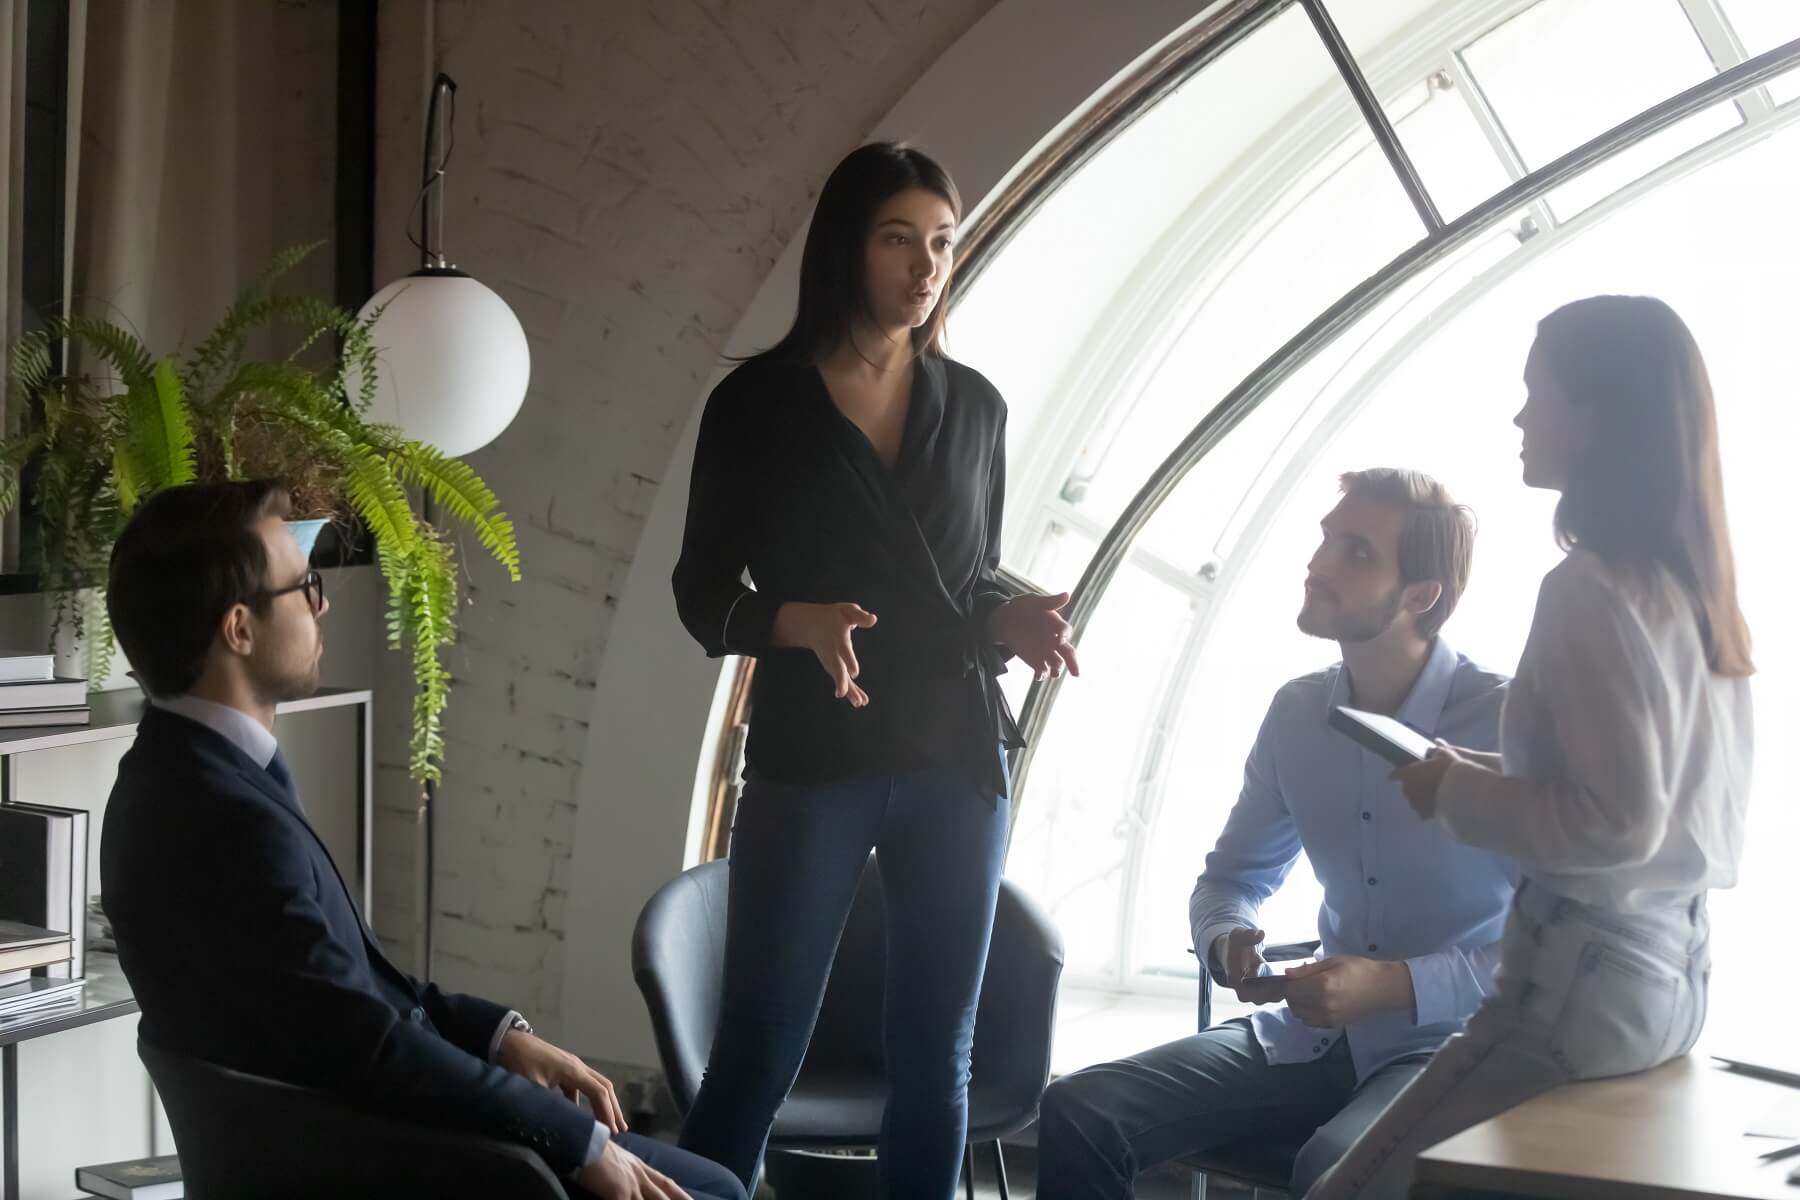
[1189,637,1516,1083]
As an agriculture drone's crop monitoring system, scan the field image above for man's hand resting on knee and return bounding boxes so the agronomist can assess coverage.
[496,1027,629,1132]
[578,1141,692,1200]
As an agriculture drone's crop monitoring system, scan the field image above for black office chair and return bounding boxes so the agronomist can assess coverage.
[1185,938,1322,1200]
[632,858,1064,1200]
[139,1038,567,1200]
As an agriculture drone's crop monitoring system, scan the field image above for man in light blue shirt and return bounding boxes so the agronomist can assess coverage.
[1036,469,1515,1199]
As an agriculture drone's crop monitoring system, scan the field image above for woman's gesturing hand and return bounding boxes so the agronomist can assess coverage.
[773,601,879,707]
[989,591,1081,680]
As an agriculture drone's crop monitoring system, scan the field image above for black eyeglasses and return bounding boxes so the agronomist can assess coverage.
[262,569,325,614]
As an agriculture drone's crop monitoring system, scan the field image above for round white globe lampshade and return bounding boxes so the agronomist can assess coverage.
[352,271,530,457]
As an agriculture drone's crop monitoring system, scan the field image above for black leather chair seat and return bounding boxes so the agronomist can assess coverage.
[768,1071,1045,1144]
[1183,1132,1314,1191]
[633,858,1065,1200]
[139,1038,566,1200]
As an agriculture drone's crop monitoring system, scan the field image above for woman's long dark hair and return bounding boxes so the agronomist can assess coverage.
[1536,295,1753,676]
[755,142,961,364]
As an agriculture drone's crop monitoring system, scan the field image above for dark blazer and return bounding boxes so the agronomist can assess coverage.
[672,353,1021,796]
[100,706,594,1175]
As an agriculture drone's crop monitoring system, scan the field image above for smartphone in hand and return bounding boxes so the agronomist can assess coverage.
[1235,973,1291,1003]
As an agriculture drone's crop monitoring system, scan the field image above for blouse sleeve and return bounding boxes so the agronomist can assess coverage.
[1436,558,1674,871]
[671,372,782,658]
[970,406,1017,646]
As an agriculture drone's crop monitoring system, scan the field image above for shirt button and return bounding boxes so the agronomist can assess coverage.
[1361,812,1372,821]
[1367,877,1378,886]
[1368,943,1379,952]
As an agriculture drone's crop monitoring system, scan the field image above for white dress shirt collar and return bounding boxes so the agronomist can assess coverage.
[151,693,279,769]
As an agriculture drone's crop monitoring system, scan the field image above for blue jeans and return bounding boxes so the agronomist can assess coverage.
[1306,880,1712,1199]
[677,761,1011,1199]
[1036,1019,1432,1199]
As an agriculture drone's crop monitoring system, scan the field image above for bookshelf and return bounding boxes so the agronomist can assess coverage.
[0,687,373,1200]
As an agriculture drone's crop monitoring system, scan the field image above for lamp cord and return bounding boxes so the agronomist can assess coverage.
[407,75,458,265]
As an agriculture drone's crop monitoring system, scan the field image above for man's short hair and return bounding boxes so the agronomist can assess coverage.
[1337,468,1476,639]
[106,481,293,697]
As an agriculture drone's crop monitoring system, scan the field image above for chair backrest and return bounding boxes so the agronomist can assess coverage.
[139,1038,566,1200]
[630,858,733,1110]
[632,857,1064,1137]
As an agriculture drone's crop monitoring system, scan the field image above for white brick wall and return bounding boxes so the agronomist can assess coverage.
[370,0,998,1037]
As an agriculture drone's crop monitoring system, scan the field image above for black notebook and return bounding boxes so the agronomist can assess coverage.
[74,1154,182,1200]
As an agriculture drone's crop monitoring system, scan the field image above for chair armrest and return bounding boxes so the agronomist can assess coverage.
[1262,939,1321,963]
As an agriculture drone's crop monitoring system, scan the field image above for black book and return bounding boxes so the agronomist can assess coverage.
[0,803,88,979]
[0,918,66,949]
[73,1155,182,1199]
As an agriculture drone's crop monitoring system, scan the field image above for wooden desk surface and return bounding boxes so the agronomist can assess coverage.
[1416,1056,1800,1200]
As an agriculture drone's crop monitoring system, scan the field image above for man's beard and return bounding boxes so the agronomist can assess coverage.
[255,653,322,706]
[1300,584,1405,644]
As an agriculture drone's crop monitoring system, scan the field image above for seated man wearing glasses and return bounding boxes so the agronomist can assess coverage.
[100,481,742,1200]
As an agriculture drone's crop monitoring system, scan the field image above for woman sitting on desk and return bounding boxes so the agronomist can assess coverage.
[1309,295,1755,1200]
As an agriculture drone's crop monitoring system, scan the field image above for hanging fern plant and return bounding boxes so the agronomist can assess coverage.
[0,243,521,782]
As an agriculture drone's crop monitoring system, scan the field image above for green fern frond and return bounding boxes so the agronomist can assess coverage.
[266,405,415,552]
[342,442,420,552]
[108,359,196,512]
[82,589,117,690]
[391,444,522,581]
[254,240,328,292]
[11,329,55,399]
[217,360,342,425]
[336,303,385,413]
[0,430,47,516]
[184,242,330,397]
[401,535,457,782]
[112,445,142,515]
[143,360,198,486]
[44,316,156,392]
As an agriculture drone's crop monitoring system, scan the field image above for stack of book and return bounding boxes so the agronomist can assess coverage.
[0,651,88,727]
[0,919,81,1018]
[75,1155,183,1199]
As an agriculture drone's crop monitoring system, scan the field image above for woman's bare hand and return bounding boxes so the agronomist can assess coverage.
[773,601,879,706]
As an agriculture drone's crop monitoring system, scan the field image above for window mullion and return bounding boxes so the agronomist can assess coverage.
[1680,0,1776,120]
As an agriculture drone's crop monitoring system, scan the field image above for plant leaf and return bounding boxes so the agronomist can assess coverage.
[391,443,522,581]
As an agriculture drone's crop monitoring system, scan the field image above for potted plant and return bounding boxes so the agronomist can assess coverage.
[0,244,521,782]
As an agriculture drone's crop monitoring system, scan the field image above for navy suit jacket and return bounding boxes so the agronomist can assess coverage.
[100,706,594,1174]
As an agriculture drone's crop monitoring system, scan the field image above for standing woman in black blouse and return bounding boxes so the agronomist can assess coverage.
[671,142,1079,1198]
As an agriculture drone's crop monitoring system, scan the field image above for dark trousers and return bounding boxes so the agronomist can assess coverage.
[1036,1019,1431,1199]
[565,1132,746,1200]
[678,761,1011,1200]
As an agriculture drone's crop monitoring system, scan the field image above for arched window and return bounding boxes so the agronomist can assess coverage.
[946,0,1800,1064]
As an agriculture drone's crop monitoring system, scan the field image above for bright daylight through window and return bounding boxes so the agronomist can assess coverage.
[946,0,1800,1068]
